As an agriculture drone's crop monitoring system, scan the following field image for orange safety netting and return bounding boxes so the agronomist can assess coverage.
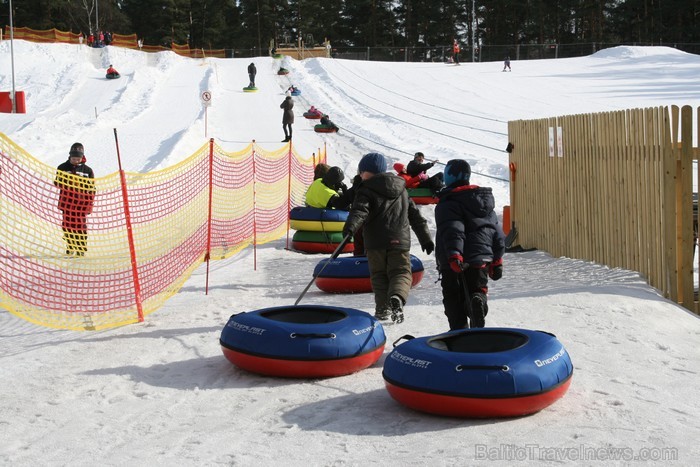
[3,26,227,57]
[0,133,325,331]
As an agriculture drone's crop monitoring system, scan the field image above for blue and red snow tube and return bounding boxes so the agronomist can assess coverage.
[383,328,573,417]
[313,255,424,293]
[220,305,386,378]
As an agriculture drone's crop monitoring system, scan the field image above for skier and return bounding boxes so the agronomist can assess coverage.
[503,56,511,72]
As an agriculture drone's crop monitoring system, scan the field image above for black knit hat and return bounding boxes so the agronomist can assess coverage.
[323,166,345,189]
[69,142,84,157]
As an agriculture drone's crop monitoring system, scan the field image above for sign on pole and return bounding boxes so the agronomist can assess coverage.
[201,91,212,138]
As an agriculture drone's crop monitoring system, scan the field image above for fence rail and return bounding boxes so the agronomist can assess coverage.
[508,105,698,313]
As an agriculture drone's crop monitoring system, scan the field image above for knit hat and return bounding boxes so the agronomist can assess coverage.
[414,152,425,159]
[444,159,471,187]
[69,142,84,157]
[393,162,405,173]
[323,166,345,189]
[358,153,387,174]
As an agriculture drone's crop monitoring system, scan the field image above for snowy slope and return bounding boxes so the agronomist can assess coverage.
[1,41,700,465]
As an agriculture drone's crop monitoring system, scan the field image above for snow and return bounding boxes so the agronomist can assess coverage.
[1,41,700,465]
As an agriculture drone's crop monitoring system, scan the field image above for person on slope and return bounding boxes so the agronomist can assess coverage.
[320,114,340,132]
[54,143,95,256]
[247,62,257,87]
[394,162,443,194]
[406,152,444,192]
[280,94,294,142]
[105,64,120,79]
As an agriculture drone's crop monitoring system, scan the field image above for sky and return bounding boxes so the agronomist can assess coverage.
[1,40,700,466]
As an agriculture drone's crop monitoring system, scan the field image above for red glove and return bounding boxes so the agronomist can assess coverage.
[489,258,503,280]
[448,254,464,273]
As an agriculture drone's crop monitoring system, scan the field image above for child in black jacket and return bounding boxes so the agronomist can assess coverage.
[434,159,505,329]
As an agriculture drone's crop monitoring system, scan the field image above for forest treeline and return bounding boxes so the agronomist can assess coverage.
[2,1,699,54]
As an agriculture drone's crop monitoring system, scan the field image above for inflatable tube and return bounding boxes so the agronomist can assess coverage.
[272,53,284,59]
[291,90,302,96]
[292,230,354,254]
[303,112,323,119]
[289,206,348,232]
[105,73,120,79]
[314,255,424,293]
[243,86,258,92]
[220,305,386,378]
[383,328,574,418]
[407,187,437,205]
[314,124,338,133]
[278,69,290,75]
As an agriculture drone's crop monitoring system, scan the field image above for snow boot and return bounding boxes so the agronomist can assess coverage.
[389,295,404,324]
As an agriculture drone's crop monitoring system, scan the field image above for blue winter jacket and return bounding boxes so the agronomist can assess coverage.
[434,183,505,270]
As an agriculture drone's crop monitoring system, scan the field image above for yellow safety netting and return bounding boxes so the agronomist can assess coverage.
[0,134,325,330]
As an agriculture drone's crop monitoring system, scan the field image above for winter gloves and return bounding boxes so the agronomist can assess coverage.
[489,258,503,281]
[448,254,464,273]
[449,254,503,280]
[422,241,434,255]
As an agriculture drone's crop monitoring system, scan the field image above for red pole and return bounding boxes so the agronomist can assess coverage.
[286,139,293,250]
[252,140,258,271]
[205,138,215,295]
[113,129,144,322]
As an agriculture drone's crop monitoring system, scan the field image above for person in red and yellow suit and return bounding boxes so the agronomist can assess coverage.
[55,143,95,256]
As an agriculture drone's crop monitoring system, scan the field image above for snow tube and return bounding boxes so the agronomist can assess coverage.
[243,86,258,92]
[314,124,338,133]
[220,305,386,378]
[407,187,437,205]
[105,72,120,79]
[304,111,323,119]
[291,89,301,96]
[289,206,348,232]
[383,328,573,418]
[272,53,284,59]
[314,255,424,293]
[292,230,354,254]
[278,68,290,75]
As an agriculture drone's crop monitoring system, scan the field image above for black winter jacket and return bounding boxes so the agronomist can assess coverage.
[435,183,505,269]
[406,160,435,177]
[280,97,294,124]
[343,173,431,251]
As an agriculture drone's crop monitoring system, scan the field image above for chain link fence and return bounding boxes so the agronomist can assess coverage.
[327,42,700,63]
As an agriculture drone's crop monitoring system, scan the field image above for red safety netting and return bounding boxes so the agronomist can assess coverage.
[0,134,326,330]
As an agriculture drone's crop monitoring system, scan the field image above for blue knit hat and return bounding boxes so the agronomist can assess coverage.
[358,152,387,174]
[444,159,471,187]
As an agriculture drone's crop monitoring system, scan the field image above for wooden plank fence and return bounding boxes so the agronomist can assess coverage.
[508,105,699,314]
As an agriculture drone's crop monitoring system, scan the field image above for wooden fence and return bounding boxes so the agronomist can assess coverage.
[508,105,698,313]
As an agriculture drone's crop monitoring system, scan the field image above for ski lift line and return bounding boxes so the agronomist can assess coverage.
[292,70,507,155]
[278,74,508,181]
[321,67,507,136]
[322,66,507,136]
[331,60,508,124]
[334,126,508,183]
